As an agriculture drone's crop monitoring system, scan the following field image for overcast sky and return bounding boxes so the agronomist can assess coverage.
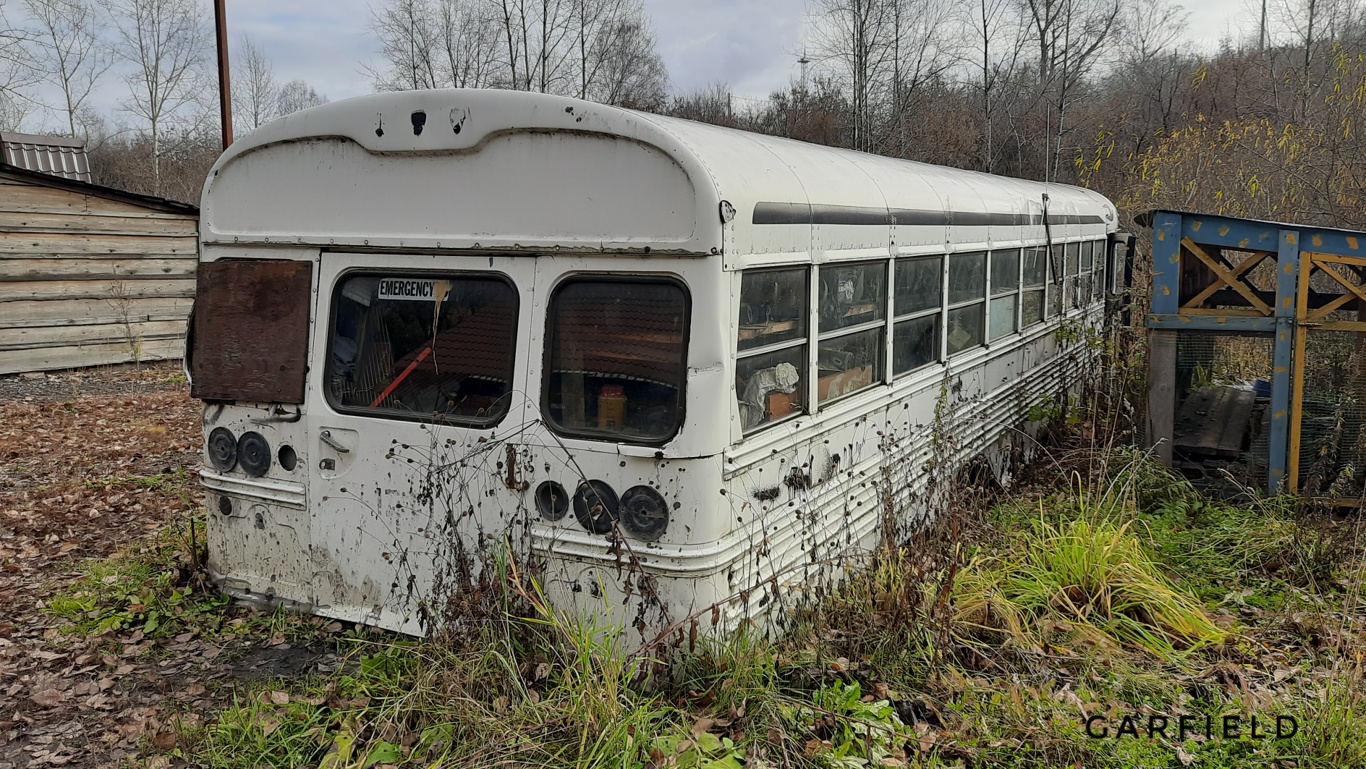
[20,0,1260,130]
[229,0,1254,103]
[225,0,813,105]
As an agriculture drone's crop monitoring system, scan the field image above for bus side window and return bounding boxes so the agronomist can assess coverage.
[816,262,885,403]
[893,255,940,376]
[1080,240,1095,304]
[988,249,1020,342]
[1021,246,1047,328]
[1047,244,1064,318]
[946,252,986,355]
[737,268,807,431]
[1093,239,1106,301]
[1065,241,1081,310]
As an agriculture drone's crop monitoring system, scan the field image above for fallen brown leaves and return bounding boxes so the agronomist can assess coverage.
[0,371,201,767]
[0,382,200,612]
[0,368,337,768]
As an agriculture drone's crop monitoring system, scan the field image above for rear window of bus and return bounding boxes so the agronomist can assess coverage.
[543,278,689,444]
[326,273,518,425]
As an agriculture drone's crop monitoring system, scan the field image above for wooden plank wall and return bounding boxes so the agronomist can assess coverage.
[0,176,198,374]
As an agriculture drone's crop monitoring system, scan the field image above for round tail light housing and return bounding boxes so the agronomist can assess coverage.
[535,481,569,521]
[573,480,618,535]
[237,431,272,477]
[620,486,669,541]
[207,427,237,472]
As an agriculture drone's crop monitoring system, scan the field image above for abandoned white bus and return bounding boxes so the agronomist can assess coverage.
[189,88,1119,642]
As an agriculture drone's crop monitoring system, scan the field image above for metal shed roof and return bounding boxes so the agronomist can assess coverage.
[0,132,91,183]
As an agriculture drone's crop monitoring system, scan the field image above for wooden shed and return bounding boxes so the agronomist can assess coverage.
[0,164,199,375]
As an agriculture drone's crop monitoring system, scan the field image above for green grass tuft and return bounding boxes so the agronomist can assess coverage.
[957,510,1228,657]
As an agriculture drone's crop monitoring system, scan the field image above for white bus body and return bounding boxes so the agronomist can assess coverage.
[191,89,1118,642]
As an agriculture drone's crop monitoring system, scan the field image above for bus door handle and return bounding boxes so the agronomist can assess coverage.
[320,430,351,453]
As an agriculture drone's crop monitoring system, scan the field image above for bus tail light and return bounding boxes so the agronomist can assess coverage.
[237,432,272,477]
[573,480,618,535]
[620,486,669,541]
[208,427,237,472]
[536,481,569,521]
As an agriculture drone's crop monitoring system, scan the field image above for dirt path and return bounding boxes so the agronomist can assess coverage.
[0,367,339,768]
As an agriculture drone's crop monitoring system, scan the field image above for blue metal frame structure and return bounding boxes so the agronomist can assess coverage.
[1145,210,1366,496]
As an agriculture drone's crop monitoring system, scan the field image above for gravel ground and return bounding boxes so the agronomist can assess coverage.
[0,362,187,406]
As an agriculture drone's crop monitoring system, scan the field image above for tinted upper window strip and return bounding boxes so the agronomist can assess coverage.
[752,202,1105,227]
[751,202,891,225]
[1048,214,1107,225]
[751,201,812,224]
[812,205,890,225]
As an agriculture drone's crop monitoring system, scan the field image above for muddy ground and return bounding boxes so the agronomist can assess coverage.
[0,365,341,768]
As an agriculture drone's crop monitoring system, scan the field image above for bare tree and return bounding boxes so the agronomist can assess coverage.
[277,79,327,115]
[883,0,956,156]
[432,0,502,87]
[960,0,1029,171]
[369,0,666,102]
[100,0,206,195]
[1268,0,1365,116]
[369,0,502,90]
[811,0,955,153]
[665,82,741,127]
[811,0,901,151]
[22,0,110,137]
[572,0,617,98]
[233,33,277,131]
[370,0,440,89]
[0,90,29,130]
[495,0,577,93]
[572,0,665,105]
[0,5,38,120]
[1119,0,1188,63]
[1018,0,1122,177]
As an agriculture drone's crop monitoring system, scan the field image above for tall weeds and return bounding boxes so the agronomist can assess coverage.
[956,512,1227,656]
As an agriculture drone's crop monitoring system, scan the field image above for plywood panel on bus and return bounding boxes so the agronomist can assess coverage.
[190,260,311,403]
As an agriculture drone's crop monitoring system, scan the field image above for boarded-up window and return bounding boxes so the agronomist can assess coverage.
[191,260,312,403]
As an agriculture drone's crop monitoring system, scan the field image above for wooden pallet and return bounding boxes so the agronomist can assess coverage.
[1174,385,1256,459]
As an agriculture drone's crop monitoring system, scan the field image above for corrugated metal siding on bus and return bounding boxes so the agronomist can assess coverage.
[0,166,199,375]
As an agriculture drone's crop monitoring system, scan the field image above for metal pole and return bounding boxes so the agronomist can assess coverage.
[1260,0,1267,51]
[213,0,233,149]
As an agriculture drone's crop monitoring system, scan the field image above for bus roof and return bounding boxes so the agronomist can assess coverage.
[201,89,1117,260]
